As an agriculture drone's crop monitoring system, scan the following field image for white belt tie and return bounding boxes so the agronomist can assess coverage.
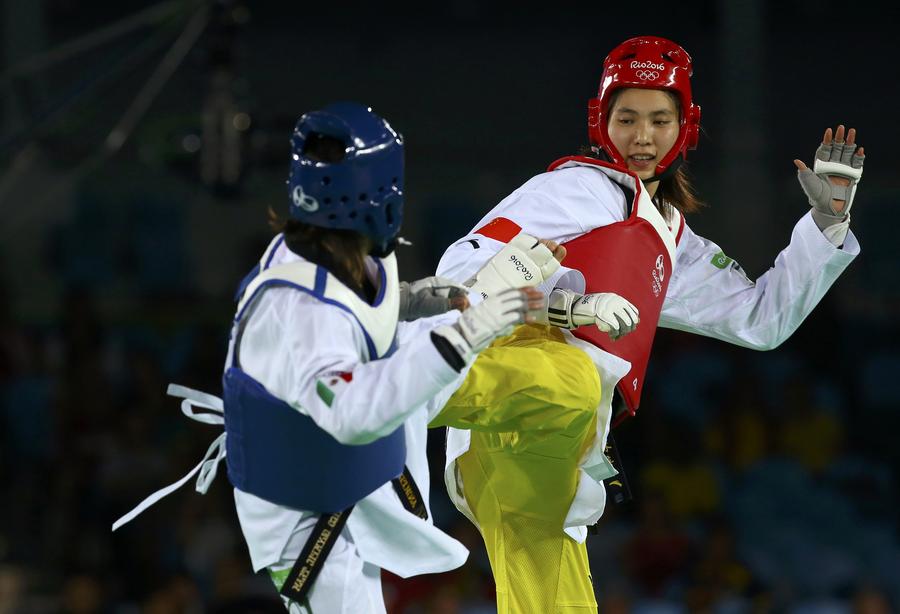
[112,384,226,531]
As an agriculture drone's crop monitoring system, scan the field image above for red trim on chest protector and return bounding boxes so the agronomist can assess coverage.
[674,218,685,245]
[550,155,685,247]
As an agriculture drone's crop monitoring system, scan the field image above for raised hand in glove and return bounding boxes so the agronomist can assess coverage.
[399,277,470,321]
[465,232,563,300]
[794,124,865,232]
[547,288,639,341]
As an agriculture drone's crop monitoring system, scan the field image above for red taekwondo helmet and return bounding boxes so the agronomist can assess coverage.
[588,36,701,180]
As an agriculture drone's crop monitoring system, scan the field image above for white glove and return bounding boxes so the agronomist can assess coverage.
[398,276,468,321]
[464,232,561,300]
[796,130,865,231]
[547,288,639,341]
[433,287,542,364]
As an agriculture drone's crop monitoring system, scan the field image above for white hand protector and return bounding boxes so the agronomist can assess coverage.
[547,288,639,341]
[797,139,865,230]
[433,288,539,364]
[464,232,561,300]
[398,276,468,321]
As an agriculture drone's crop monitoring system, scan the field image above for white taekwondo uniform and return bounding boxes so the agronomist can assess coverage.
[232,235,470,613]
[436,161,859,543]
[113,233,472,614]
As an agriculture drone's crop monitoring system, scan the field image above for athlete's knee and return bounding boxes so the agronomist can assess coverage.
[546,344,601,413]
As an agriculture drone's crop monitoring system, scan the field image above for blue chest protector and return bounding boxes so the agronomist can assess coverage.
[224,248,405,513]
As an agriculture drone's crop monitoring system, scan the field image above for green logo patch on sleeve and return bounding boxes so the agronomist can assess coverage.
[711,251,733,269]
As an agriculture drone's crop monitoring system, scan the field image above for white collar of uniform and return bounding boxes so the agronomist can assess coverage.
[263,234,387,294]
[241,235,400,360]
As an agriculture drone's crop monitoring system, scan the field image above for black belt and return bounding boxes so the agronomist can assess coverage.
[279,465,426,603]
[602,431,632,506]
[589,432,633,535]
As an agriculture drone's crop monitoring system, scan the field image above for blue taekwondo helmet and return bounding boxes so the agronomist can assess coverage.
[287,102,404,256]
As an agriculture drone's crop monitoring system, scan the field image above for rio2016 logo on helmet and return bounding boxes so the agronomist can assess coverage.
[287,101,404,256]
[587,36,702,178]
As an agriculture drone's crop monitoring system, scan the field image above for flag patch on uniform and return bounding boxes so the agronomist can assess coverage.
[315,371,353,407]
[710,251,733,269]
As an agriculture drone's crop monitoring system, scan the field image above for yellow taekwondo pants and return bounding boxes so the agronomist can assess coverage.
[431,324,602,613]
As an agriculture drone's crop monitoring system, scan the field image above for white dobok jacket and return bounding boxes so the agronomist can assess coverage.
[435,163,860,542]
[233,236,470,576]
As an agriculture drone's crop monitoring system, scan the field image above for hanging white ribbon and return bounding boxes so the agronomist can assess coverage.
[111,384,227,532]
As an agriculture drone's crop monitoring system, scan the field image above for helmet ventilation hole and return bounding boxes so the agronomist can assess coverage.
[359,193,367,201]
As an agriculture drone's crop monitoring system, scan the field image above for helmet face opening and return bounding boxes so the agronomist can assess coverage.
[588,36,701,177]
[301,132,347,164]
[287,102,404,255]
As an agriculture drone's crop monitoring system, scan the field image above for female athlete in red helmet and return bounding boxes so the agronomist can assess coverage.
[430,36,865,613]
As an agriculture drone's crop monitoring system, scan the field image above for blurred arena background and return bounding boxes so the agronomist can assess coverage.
[1,1,899,612]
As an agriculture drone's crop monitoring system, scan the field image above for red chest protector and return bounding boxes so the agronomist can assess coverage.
[554,157,683,425]
[475,157,685,427]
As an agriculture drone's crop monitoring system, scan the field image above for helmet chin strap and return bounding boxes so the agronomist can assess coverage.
[369,238,397,258]
[593,147,684,185]
[640,154,683,185]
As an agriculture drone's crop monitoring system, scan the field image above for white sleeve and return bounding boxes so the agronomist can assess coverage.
[239,289,464,445]
[435,168,627,295]
[434,187,578,289]
[659,211,860,350]
[396,312,474,423]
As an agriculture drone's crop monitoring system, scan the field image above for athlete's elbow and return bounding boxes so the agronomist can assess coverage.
[330,424,381,446]
[743,331,788,351]
[751,340,783,352]
[322,400,392,445]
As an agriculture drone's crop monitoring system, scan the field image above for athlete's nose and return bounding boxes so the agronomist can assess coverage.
[634,121,652,146]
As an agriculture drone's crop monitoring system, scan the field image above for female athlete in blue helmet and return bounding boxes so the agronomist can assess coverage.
[226,101,523,613]
[432,36,865,613]
[113,102,565,613]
